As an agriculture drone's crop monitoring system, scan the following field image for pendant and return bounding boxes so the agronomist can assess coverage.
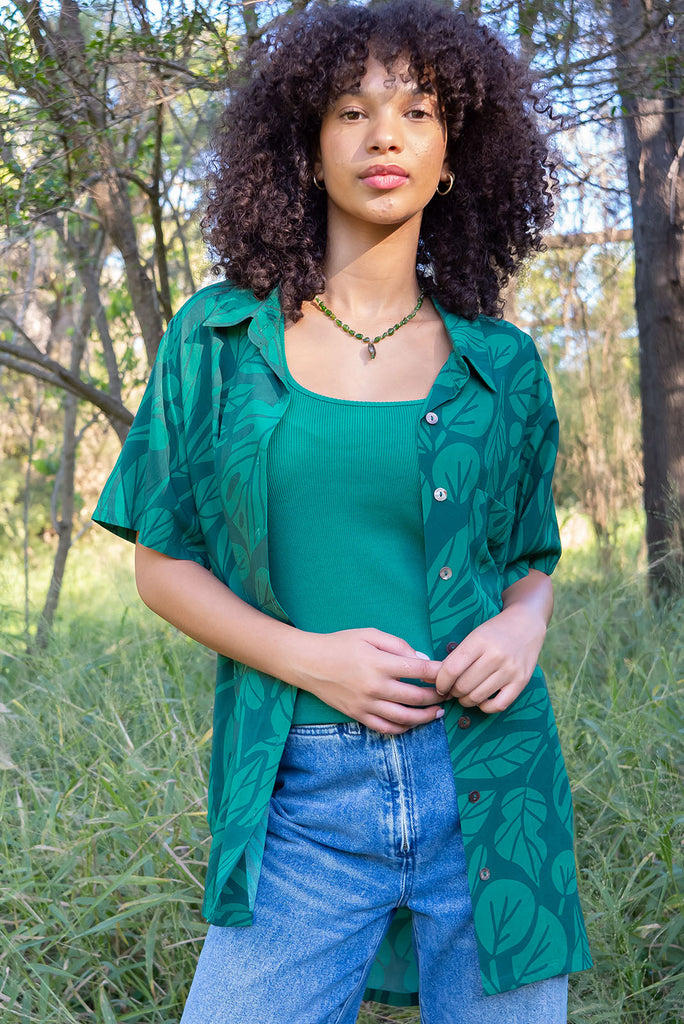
[367,342,377,360]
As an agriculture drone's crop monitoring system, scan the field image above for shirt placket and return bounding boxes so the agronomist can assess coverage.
[418,355,502,966]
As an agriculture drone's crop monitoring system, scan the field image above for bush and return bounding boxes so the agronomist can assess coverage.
[0,538,681,1023]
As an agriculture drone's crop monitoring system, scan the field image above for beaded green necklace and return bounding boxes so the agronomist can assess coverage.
[312,290,425,360]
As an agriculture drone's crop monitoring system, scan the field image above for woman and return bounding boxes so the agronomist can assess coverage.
[94,1,592,1020]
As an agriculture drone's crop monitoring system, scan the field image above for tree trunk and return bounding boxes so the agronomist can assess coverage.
[12,0,166,364]
[34,291,92,646]
[89,164,165,366]
[34,385,79,647]
[57,220,131,442]
[611,0,684,598]
[151,101,173,325]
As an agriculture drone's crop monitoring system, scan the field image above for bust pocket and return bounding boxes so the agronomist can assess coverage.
[471,487,515,572]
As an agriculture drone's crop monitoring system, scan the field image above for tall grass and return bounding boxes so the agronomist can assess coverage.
[0,535,682,1023]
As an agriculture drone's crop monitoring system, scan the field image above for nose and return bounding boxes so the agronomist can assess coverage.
[366,112,403,153]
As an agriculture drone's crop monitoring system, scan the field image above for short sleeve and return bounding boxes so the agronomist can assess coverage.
[93,316,210,568]
[501,353,561,592]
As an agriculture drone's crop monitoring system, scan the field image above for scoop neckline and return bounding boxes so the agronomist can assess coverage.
[279,322,443,407]
[284,371,427,407]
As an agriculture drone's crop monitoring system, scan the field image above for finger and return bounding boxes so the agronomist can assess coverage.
[478,680,527,714]
[362,632,441,681]
[363,629,421,658]
[438,636,486,686]
[413,652,442,684]
[434,650,485,696]
[380,681,448,706]
[369,700,446,729]
[434,659,477,697]
[438,653,500,700]
[384,656,442,682]
[475,688,518,712]
[363,714,409,735]
[458,668,510,707]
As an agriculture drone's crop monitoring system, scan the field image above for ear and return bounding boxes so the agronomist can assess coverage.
[313,143,323,180]
[439,158,451,182]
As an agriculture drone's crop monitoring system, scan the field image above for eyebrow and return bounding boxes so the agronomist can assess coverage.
[342,83,434,97]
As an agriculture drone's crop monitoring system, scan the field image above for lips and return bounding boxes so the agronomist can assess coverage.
[359,164,408,179]
[359,164,409,190]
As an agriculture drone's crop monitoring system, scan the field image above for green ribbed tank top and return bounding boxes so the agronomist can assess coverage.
[267,375,434,724]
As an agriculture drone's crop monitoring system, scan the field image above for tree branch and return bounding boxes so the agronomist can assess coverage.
[104,53,227,92]
[544,228,633,248]
[0,327,133,430]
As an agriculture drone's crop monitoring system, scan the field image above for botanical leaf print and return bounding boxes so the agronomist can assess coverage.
[494,788,548,885]
[459,789,496,840]
[431,441,482,502]
[505,674,548,722]
[488,334,521,371]
[508,360,539,419]
[552,849,579,898]
[511,905,569,984]
[467,843,489,893]
[474,879,536,955]
[93,284,592,1004]
[553,747,576,833]
[456,730,541,779]
[240,673,266,712]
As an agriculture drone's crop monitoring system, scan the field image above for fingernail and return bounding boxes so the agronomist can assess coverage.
[435,708,445,719]
[414,650,430,660]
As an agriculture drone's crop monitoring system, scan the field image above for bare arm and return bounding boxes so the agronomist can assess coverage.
[135,541,445,734]
[434,568,554,712]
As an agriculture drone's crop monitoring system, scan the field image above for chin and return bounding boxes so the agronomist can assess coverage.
[328,195,423,230]
[360,200,423,224]
[367,209,422,228]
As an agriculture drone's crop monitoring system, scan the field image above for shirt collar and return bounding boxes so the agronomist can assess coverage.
[203,284,271,328]
[203,285,495,393]
[431,299,496,393]
[203,284,286,376]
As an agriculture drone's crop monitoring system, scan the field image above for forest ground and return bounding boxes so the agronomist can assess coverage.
[0,521,682,1024]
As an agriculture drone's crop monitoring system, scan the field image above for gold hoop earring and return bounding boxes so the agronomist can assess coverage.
[313,174,326,192]
[437,172,455,196]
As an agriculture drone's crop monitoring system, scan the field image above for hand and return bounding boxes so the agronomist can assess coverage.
[293,628,445,735]
[434,604,547,714]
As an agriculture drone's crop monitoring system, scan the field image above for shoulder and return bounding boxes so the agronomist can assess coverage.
[167,280,261,340]
[471,317,556,431]
[477,316,543,367]
[476,316,551,393]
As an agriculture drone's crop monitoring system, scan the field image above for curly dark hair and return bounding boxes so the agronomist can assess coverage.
[202,0,557,321]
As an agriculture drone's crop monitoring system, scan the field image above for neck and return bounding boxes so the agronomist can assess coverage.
[321,209,423,319]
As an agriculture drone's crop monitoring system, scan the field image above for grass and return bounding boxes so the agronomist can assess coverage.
[0,530,682,1023]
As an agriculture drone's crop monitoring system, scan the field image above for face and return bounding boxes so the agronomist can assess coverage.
[315,55,451,230]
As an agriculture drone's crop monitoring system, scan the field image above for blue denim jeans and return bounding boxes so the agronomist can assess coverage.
[180,718,568,1023]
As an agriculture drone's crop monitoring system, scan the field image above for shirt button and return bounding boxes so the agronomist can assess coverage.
[479,867,491,881]
[425,411,439,424]
[446,641,458,653]
[458,715,471,729]
[439,566,452,580]
[468,791,480,803]
[433,487,448,502]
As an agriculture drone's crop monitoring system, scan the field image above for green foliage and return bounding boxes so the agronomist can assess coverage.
[518,242,642,557]
[544,568,684,1022]
[0,456,54,543]
[0,536,682,1023]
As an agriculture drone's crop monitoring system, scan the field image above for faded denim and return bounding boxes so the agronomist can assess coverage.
[180,718,568,1024]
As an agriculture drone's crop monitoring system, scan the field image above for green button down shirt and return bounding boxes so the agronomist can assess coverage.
[94,281,592,1004]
